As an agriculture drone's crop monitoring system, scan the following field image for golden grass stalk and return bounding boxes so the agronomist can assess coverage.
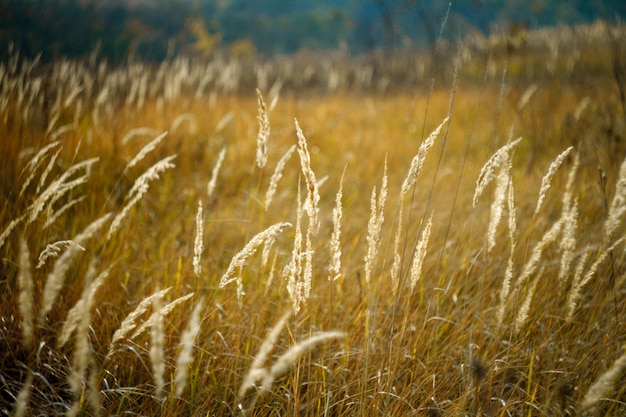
[174,296,206,397]
[262,331,345,391]
[364,158,388,286]
[39,213,111,324]
[238,310,344,414]
[28,157,99,224]
[207,147,226,200]
[18,140,61,198]
[265,144,296,211]
[566,236,626,320]
[43,195,86,229]
[390,198,405,290]
[13,370,34,417]
[193,200,204,278]
[256,88,270,169]
[120,126,159,146]
[67,259,98,408]
[170,112,197,135]
[580,347,626,412]
[36,240,85,269]
[18,235,34,350]
[220,222,291,296]
[238,310,291,403]
[107,287,172,357]
[558,201,579,287]
[294,119,320,233]
[487,158,511,253]
[496,177,517,326]
[534,146,573,215]
[473,137,522,208]
[400,116,449,197]
[514,274,539,333]
[514,216,563,291]
[123,131,168,174]
[329,167,346,281]
[131,293,194,340]
[603,154,626,246]
[409,213,433,292]
[34,148,61,196]
[516,83,538,111]
[149,290,166,400]
[0,214,26,251]
[286,182,305,313]
[107,155,176,240]
[59,262,112,349]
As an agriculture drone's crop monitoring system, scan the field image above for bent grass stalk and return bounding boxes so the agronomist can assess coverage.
[265,144,296,211]
[39,212,112,324]
[107,155,176,240]
[219,222,292,300]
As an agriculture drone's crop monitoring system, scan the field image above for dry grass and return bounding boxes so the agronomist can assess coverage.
[2,24,626,416]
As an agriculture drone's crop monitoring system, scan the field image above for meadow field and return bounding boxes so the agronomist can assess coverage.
[2,21,626,416]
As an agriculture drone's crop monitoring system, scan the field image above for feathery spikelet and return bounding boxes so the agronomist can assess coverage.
[219,222,292,295]
[400,116,449,197]
[43,195,86,229]
[107,287,172,356]
[207,147,226,200]
[13,370,34,417]
[36,240,85,269]
[558,201,579,287]
[193,200,204,278]
[580,348,626,412]
[131,293,194,340]
[390,199,405,290]
[514,217,564,294]
[237,309,343,414]
[603,155,626,246]
[67,259,98,410]
[170,113,197,135]
[496,177,517,326]
[534,146,573,215]
[473,137,522,208]
[120,127,159,146]
[174,296,205,397]
[0,215,26,251]
[28,157,99,224]
[107,155,176,240]
[409,213,433,291]
[149,291,166,400]
[18,235,34,350]
[294,119,320,233]
[329,168,346,281]
[39,213,111,324]
[566,236,625,320]
[286,182,305,313]
[238,310,291,402]
[487,158,512,253]
[59,262,112,349]
[261,331,345,392]
[123,131,168,173]
[364,159,388,286]
[265,144,296,211]
[256,88,270,169]
[514,275,539,333]
[34,148,61,196]
[19,140,62,198]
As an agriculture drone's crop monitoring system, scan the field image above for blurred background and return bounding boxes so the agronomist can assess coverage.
[1,0,625,62]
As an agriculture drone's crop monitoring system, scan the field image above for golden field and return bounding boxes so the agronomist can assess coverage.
[2,22,626,416]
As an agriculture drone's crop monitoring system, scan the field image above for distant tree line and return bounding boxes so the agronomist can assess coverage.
[1,0,625,62]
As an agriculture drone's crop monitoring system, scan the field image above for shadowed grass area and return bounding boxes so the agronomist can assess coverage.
[2,24,626,416]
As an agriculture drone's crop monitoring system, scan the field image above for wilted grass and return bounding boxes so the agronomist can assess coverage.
[2,24,626,416]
